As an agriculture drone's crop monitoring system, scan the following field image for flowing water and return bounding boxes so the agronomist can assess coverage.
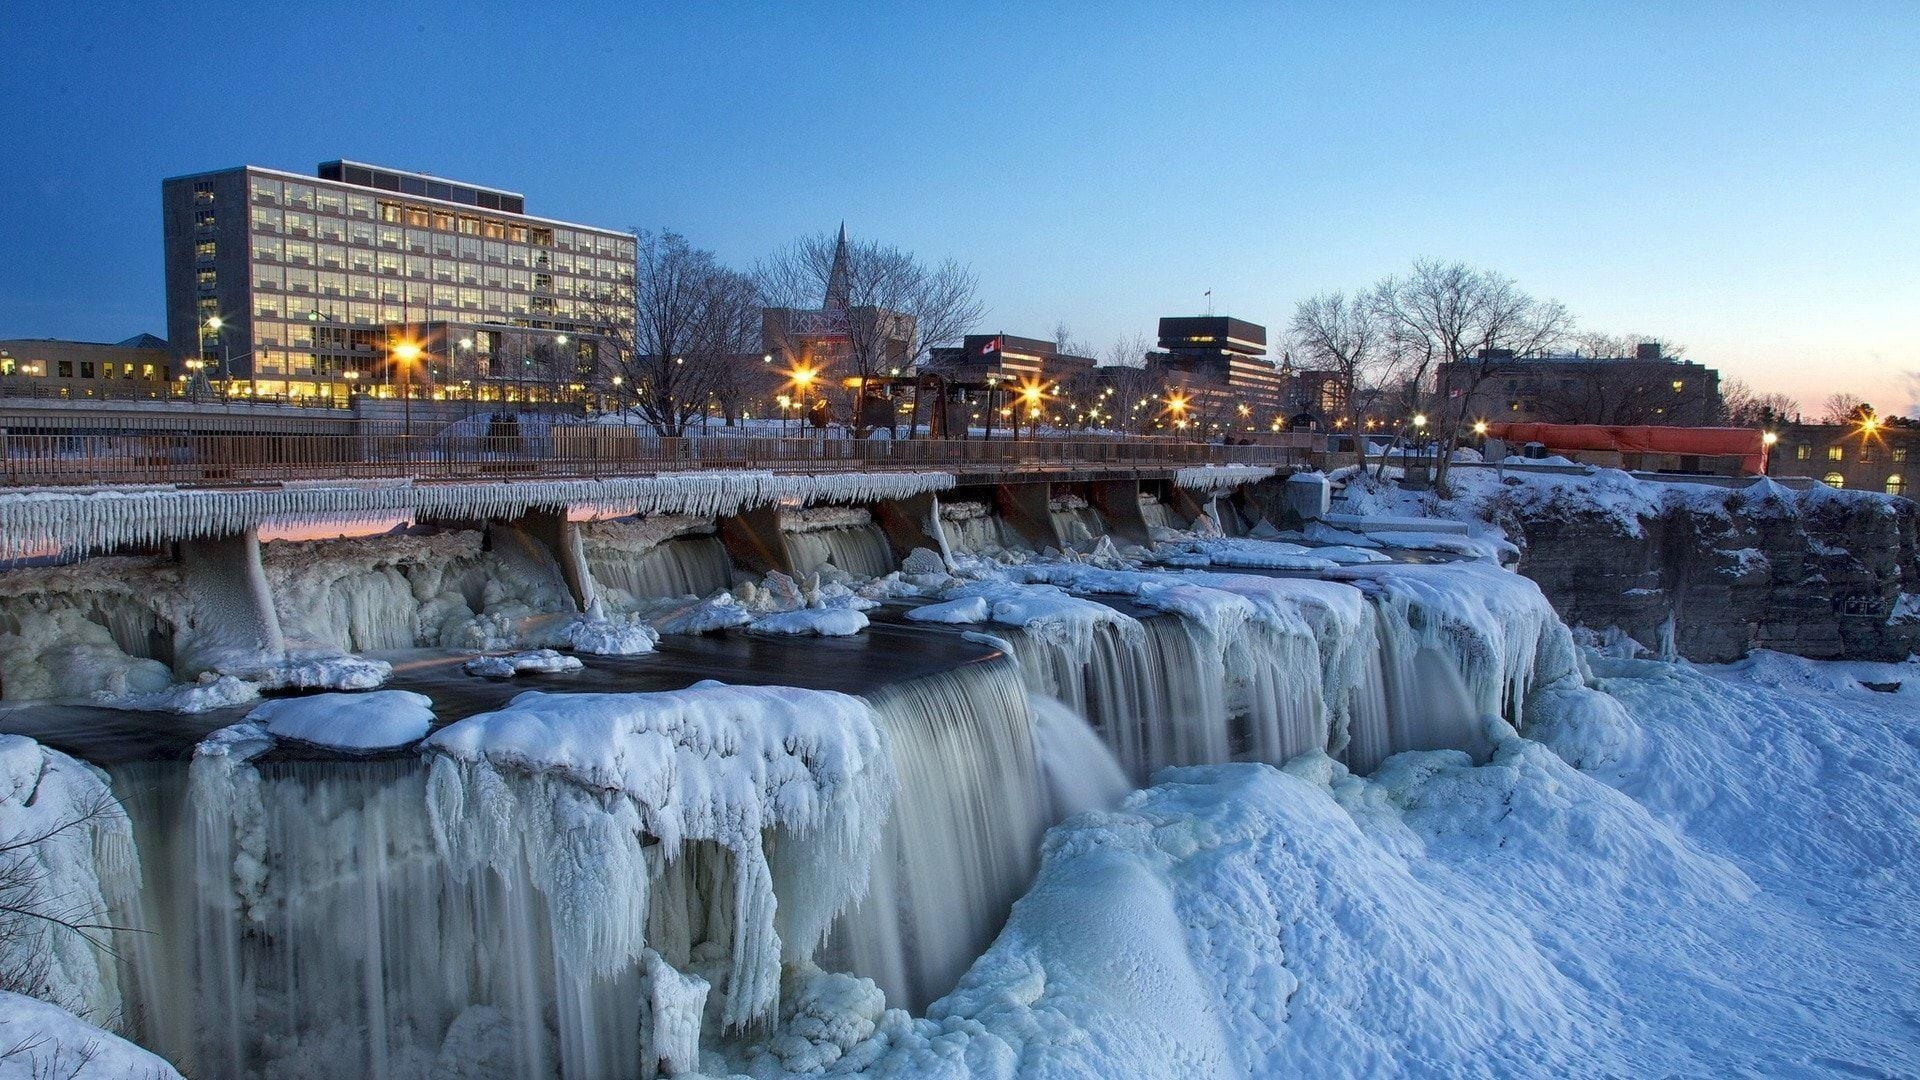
[784,524,895,580]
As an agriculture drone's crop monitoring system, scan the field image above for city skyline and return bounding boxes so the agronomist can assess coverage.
[2,2,1915,415]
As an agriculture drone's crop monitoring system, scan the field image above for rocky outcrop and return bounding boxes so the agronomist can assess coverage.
[1483,483,1920,663]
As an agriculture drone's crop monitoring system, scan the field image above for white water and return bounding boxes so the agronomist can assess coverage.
[591,534,734,602]
[939,501,1027,559]
[1048,496,1107,552]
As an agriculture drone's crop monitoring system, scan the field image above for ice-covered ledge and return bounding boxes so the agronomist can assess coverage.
[0,471,957,560]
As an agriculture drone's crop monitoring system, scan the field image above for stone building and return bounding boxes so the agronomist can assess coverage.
[0,335,176,399]
[1769,421,1916,496]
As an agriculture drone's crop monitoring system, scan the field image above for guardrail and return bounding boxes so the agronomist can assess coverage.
[0,427,1316,488]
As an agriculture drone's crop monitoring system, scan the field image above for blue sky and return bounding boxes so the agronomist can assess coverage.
[2,2,1915,412]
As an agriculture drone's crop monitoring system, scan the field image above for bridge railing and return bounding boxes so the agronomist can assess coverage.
[0,426,1317,487]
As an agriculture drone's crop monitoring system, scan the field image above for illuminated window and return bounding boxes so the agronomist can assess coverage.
[1887,475,1904,495]
[1795,445,1810,460]
[195,240,216,259]
[1824,473,1845,487]
[1827,446,1844,461]
[1895,449,1909,464]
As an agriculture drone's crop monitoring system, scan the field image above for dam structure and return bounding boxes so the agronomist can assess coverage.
[0,440,1668,1078]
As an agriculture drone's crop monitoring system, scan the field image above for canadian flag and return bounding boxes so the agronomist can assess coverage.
[980,336,1001,355]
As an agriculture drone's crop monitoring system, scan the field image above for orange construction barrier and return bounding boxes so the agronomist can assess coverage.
[1485,423,1764,474]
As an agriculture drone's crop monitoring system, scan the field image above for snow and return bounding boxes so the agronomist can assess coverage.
[0,991,183,1080]
[655,593,757,635]
[462,649,585,678]
[902,596,990,624]
[245,689,435,752]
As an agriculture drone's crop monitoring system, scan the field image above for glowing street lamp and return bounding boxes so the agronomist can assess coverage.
[390,338,423,458]
[1412,412,1428,430]
[1472,420,1489,436]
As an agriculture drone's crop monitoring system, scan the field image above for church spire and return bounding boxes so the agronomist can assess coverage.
[823,222,851,311]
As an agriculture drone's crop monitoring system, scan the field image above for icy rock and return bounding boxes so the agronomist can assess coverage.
[904,595,990,624]
[901,547,947,576]
[643,950,709,1078]
[566,615,659,656]
[656,593,756,635]
[252,653,393,692]
[90,672,262,714]
[246,689,435,752]
[0,737,142,1027]
[463,649,584,678]
[749,607,870,636]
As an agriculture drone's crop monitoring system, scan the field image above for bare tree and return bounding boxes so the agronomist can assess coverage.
[1720,378,1800,427]
[594,230,762,437]
[1568,332,1686,359]
[1819,392,1873,425]
[1097,334,1162,435]
[758,232,984,434]
[1375,260,1571,489]
[1288,290,1386,464]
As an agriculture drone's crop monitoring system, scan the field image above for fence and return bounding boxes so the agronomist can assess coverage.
[0,424,1318,488]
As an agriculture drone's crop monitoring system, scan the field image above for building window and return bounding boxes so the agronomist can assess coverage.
[1860,447,1875,464]
[195,240,216,260]
[1888,475,1905,496]
[380,202,403,224]
[407,207,431,228]
[1827,446,1844,461]
[1795,445,1810,461]
[1895,449,1909,464]
[1824,472,1846,488]
[250,178,278,204]
[196,211,217,230]
[57,361,73,378]
[197,268,217,290]
[80,362,94,379]
[194,182,216,204]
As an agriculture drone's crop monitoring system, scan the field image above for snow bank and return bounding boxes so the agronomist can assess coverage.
[245,690,434,753]
[0,991,183,1080]
[425,682,896,1031]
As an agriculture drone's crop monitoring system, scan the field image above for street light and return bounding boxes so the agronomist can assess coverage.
[1472,419,1489,436]
[391,338,423,461]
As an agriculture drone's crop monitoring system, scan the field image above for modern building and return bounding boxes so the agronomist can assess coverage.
[1144,316,1285,432]
[0,335,176,399]
[922,333,1102,433]
[162,160,636,404]
[1769,421,1915,496]
[1438,343,1722,426]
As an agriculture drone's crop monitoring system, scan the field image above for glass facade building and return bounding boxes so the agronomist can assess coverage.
[162,160,636,404]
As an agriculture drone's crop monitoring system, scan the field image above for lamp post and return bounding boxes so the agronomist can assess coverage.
[391,338,422,465]
[1761,429,1778,474]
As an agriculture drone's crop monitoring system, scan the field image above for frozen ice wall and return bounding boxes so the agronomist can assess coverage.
[262,529,578,654]
[783,507,896,580]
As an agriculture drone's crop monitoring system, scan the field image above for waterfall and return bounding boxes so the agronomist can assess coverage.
[1049,496,1106,552]
[591,534,734,602]
[827,657,1047,1012]
[1027,693,1132,820]
[1138,493,1179,532]
[0,558,181,701]
[784,526,895,580]
[939,501,1026,558]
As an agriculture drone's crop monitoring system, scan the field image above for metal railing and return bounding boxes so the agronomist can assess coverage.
[0,426,1317,488]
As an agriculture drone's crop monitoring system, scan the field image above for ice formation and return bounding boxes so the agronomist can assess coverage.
[0,471,956,561]
[1173,465,1277,492]
[426,683,896,1035]
[0,990,183,1080]
[0,737,142,1031]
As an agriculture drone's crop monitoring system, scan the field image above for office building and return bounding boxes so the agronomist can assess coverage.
[1146,316,1285,431]
[162,160,636,404]
[1770,421,1915,496]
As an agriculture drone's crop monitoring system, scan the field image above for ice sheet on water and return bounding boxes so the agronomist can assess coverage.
[245,689,435,752]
